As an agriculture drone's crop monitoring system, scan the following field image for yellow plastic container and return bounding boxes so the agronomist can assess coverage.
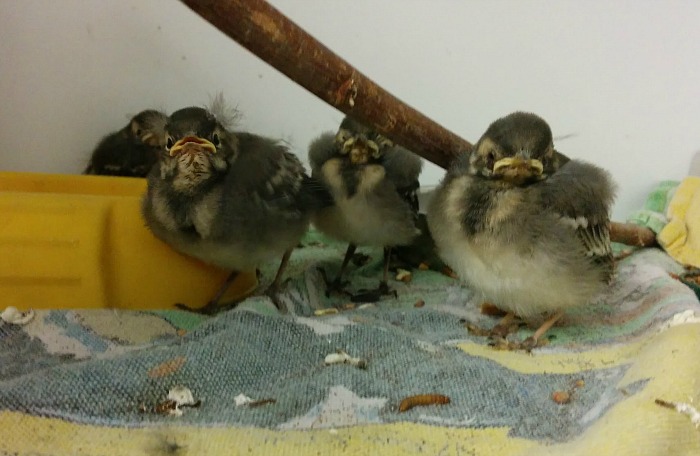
[0,172,257,310]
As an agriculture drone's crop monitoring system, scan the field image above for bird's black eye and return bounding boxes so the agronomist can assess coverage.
[212,133,220,147]
[486,151,496,170]
[134,128,142,137]
[166,136,174,150]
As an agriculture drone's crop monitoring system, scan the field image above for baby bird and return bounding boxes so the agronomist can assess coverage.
[427,112,616,350]
[309,116,423,301]
[142,103,327,313]
[85,110,167,177]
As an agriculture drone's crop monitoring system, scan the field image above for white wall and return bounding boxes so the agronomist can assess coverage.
[1,0,699,220]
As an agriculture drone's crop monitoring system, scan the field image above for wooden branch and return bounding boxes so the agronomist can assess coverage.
[610,222,657,247]
[180,0,658,248]
[180,0,469,169]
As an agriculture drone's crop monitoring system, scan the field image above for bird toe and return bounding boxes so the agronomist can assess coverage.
[174,301,223,315]
[349,281,398,303]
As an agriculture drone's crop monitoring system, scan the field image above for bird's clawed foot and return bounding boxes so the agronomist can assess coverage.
[317,267,398,303]
[503,311,564,352]
[349,280,398,303]
[317,267,351,297]
[349,246,400,303]
[489,313,521,339]
[465,312,521,338]
[174,299,240,316]
[516,336,542,352]
[174,271,242,315]
[466,310,551,352]
[489,335,548,352]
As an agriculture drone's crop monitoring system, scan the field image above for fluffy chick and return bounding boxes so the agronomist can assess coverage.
[142,104,327,313]
[427,112,616,349]
[309,116,423,301]
[85,110,167,177]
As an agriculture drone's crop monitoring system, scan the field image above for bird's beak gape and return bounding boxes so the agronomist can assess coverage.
[493,157,544,183]
[169,136,217,157]
[343,138,380,165]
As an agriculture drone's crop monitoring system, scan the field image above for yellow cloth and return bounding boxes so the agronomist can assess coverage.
[658,176,700,268]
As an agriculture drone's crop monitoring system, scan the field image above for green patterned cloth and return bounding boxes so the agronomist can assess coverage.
[626,180,679,233]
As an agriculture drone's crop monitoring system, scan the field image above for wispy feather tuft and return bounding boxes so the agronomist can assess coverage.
[207,92,241,129]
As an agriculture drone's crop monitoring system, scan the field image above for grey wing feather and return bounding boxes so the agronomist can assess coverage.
[382,145,423,213]
[219,133,307,218]
[300,174,334,211]
[382,145,422,189]
[229,133,333,213]
[538,159,617,276]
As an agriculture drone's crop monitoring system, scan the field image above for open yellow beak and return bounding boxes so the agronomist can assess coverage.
[493,157,544,175]
[342,137,382,165]
[169,136,217,157]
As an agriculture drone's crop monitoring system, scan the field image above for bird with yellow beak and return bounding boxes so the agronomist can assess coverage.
[309,116,423,301]
[428,111,616,350]
[142,103,330,313]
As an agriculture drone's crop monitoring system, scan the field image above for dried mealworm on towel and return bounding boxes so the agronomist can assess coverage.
[398,394,451,412]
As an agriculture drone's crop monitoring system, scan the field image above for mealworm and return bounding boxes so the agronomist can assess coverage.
[398,394,451,412]
[314,308,339,316]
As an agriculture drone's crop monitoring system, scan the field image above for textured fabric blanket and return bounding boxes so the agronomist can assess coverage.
[1,230,699,456]
[627,177,700,269]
